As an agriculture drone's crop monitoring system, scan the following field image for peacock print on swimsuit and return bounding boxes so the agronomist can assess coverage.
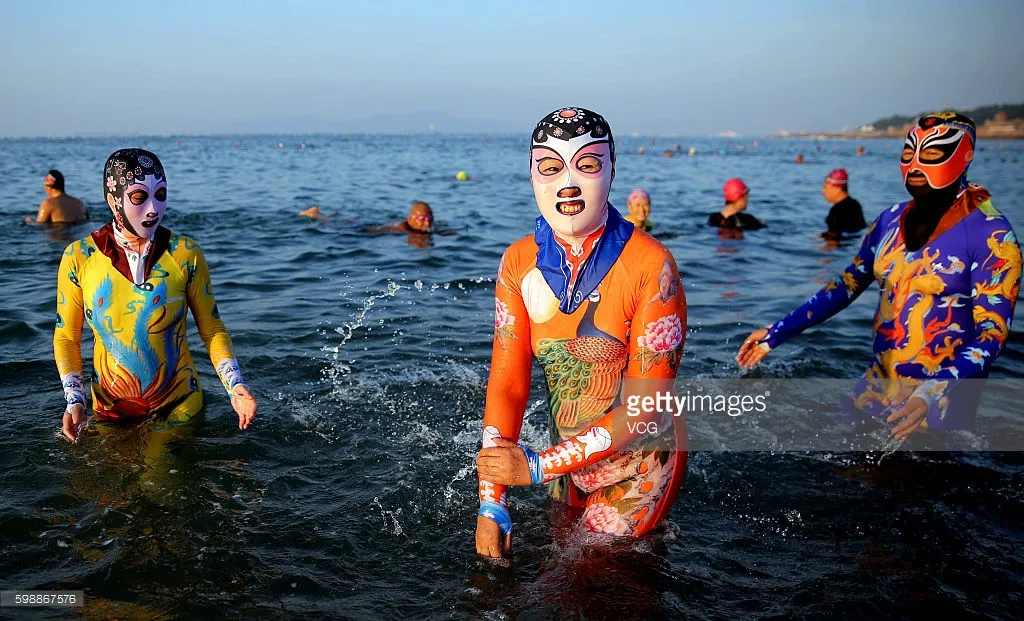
[477,107,689,541]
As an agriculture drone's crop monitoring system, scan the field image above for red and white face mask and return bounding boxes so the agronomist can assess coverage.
[530,107,615,239]
[900,114,975,191]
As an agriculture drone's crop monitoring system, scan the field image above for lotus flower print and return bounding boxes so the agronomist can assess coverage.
[582,502,630,536]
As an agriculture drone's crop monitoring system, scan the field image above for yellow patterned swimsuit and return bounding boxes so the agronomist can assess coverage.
[54,224,246,421]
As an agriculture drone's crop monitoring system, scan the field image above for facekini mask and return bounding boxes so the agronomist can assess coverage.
[900,112,976,194]
[104,149,167,239]
[530,107,615,239]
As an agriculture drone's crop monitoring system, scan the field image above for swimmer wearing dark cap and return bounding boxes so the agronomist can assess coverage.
[26,169,88,224]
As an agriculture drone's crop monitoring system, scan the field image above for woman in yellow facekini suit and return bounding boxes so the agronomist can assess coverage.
[54,149,257,442]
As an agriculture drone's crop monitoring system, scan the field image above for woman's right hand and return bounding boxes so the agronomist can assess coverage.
[736,328,771,368]
[62,404,88,443]
[476,515,512,559]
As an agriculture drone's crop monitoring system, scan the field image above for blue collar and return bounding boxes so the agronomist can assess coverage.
[534,204,634,314]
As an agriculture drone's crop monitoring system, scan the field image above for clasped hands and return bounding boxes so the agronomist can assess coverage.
[476,437,534,486]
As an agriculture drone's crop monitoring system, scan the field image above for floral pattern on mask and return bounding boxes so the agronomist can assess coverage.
[104,149,167,239]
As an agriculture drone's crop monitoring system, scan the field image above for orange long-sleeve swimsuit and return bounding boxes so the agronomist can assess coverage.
[480,208,688,538]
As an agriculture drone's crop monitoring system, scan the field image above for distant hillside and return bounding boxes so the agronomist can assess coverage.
[869,103,1024,129]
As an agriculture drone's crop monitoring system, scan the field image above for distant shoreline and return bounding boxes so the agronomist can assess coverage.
[775,130,1024,141]
[3,129,1023,142]
[778,114,1024,141]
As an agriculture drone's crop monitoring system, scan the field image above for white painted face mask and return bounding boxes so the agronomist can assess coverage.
[104,149,167,239]
[530,107,615,240]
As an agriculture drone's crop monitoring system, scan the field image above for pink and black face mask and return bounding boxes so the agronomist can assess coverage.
[530,107,615,239]
[104,149,167,239]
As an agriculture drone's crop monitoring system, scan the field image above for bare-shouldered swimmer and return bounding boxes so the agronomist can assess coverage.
[27,170,88,224]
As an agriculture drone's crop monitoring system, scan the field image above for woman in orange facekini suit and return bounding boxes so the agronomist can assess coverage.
[475,108,688,558]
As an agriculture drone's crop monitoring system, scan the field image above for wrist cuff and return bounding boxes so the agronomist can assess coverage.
[520,445,544,485]
[911,379,947,409]
[61,372,86,414]
[216,359,246,395]
[478,501,512,536]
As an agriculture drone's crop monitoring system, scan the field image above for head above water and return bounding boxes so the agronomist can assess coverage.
[104,149,167,239]
[822,168,849,204]
[406,201,433,232]
[900,111,976,198]
[723,177,749,206]
[627,188,651,222]
[43,169,65,194]
[722,178,750,215]
[530,107,615,239]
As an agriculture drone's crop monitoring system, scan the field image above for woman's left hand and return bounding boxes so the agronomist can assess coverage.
[884,381,928,441]
[887,396,928,441]
[230,385,258,430]
[477,437,533,486]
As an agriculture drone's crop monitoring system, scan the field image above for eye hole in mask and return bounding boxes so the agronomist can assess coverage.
[155,187,166,201]
[918,129,964,166]
[536,157,565,176]
[128,190,149,205]
[900,131,917,164]
[576,155,603,174]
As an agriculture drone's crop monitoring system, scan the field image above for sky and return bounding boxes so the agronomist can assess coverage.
[1,0,1022,137]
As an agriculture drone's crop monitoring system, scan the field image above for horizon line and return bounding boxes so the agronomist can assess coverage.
[0,130,908,142]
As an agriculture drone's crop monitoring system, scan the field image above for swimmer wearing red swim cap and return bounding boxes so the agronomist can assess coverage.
[708,178,764,231]
[822,168,866,238]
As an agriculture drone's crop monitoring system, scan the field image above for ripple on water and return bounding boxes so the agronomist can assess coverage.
[1,135,1022,619]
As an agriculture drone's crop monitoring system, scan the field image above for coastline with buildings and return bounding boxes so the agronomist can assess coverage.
[776,105,1024,140]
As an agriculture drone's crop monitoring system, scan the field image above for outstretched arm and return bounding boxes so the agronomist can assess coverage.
[738,216,883,367]
[764,219,880,347]
[27,201,51,223]
[184,243,256,429]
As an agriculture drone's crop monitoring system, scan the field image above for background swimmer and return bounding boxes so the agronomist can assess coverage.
[26,170,88,224]
[367,201,436,234]
[364,201,457,247]
[821,168,866,239]
[298,205,328,221]
[625,188,653,232]
[708,178,765,231]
